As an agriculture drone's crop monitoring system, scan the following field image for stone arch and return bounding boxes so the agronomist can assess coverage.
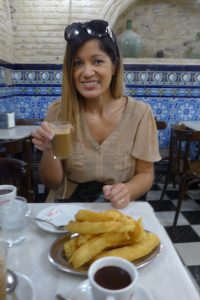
[100,0,200,28]
[100,0,137,27]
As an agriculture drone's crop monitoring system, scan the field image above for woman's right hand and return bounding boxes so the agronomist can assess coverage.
[32,121,54,152]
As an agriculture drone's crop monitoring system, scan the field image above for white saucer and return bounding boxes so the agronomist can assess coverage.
[68,280,153,300]
[7,272,35,300]
[36,204,82,233]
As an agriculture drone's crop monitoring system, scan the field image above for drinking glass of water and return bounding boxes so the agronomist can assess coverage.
[0,199,29,246]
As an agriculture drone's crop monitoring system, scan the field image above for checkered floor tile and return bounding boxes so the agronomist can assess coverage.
[147,182,200,293]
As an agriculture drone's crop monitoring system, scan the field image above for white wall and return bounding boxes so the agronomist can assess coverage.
[114,0,200,58]
[3,0,136,63]
[1,0,200,63]
[0,0,13,63]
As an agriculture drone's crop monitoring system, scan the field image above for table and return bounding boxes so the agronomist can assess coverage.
[6,202,200,300]
[181,121,200,131]
[0,125,38,140]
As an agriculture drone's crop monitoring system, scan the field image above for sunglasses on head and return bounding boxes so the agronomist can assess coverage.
[64,20,114,42]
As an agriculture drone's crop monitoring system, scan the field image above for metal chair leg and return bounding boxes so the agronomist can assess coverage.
[173,177,186,227]
[160,168,170,201]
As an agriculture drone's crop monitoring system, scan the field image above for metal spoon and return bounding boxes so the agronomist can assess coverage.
[6,269,18,294]
[56,294,67,300]
[27,215,67,231]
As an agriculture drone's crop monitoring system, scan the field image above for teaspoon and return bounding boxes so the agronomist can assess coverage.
[27,215,67,231]
[6,269,18,294]
[56,294,67,300]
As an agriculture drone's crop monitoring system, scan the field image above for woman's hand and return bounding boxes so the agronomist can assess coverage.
[103,160,154,209]
[103,183,130,209]
[32,121,54,152]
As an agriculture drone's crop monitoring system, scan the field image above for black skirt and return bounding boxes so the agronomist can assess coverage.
[55,181,105,203]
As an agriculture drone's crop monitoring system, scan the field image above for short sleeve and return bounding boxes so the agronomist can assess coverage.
[45,99,62,122]
[131,104,161,162]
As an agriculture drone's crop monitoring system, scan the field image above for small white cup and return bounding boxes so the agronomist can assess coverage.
[0,185,17,205]
[0,199,29,246]
[88,256,138,300]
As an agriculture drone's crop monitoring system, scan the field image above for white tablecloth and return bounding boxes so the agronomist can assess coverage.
[6,202,200,300]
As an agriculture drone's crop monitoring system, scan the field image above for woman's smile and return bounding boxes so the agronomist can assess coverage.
[81,80,100,89]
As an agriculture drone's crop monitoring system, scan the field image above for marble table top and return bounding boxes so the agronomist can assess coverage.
[6,202,200,300]
[0,125,38,140]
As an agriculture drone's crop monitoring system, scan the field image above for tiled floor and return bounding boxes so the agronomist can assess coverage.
[147,182,200,293]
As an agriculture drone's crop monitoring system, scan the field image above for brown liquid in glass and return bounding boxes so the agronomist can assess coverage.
[52,132,72,159]
[0,189,12,195]
[94,266,132,290]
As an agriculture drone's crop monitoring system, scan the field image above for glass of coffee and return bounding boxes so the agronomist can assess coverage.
[0,185,17,205]
[88,256,138,300]
[50,121,72,159]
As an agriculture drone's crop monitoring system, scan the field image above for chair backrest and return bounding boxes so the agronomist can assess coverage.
[169,124,200,175]
[0,157,28,198]
[0,138,24,156]
[15,119,43,126]
[155,119,167,130]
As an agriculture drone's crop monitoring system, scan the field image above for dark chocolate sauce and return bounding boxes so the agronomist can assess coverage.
[94,266,132,290]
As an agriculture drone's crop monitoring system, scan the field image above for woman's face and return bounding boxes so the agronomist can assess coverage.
[72,39,115,101]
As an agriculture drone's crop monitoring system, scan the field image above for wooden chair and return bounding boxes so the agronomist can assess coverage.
[154,119,169,183]
[15,118,43,126]
[0,120,43,201]
[155,119,168,159]
[0,157,29,199]
[15,119,44,201]
[159,124,200,226]
[155,120,167,130]
[0,138,36,201]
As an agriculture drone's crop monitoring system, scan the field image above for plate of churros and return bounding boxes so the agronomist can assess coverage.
[48,209,161,275]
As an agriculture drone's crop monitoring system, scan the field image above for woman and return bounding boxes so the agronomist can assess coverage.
[32,19,161,208]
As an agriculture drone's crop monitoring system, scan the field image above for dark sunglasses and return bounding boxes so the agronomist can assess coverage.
[64,20,113,42]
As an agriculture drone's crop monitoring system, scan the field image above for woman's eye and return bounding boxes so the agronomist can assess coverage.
[94,59,104,65]
[73,60,82,67]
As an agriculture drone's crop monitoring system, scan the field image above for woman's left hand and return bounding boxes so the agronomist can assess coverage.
[103,183,130,209]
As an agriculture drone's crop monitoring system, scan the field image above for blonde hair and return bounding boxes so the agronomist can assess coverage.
[61,51,81,130]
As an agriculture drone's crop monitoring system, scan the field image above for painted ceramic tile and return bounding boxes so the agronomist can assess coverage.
[1,62,200,149]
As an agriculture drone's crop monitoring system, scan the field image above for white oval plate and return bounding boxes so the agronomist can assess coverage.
[68,280,153,300]
[36,205,83,233]
[7,272,35,300]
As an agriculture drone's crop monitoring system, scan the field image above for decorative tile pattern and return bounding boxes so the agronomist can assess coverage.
[14,96,56,119]
[125,70,200,86]
[0,63,62,119]
[12,70,63,85]
[124,64,200,148]
[0,62,200,147]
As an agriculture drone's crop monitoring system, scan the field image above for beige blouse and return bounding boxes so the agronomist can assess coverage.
[45,97,161,202]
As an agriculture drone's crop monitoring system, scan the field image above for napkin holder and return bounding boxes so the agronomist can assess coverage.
[0,112,15,129]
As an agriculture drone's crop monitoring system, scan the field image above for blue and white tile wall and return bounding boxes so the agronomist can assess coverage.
[0,62,200,149]
[0,65,16,113]
[124,64,200,149]
[0,64,62,119]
